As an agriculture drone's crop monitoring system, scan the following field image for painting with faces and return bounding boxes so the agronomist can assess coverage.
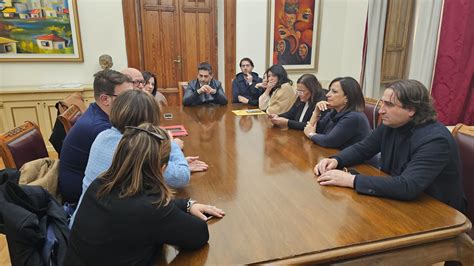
[268,0,320,70]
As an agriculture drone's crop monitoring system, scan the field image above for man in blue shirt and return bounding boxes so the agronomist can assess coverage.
[314,80,466,213]
[58,70,132,203]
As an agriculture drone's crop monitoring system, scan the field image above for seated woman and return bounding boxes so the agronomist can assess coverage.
[69,90,208,227]
[303,77,371,150]
[259,64,297,114]
[268,74,327,130]
[232,57,263,105]
[65,123,225,265]
[142,71,168,108]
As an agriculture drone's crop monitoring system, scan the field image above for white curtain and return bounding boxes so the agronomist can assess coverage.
[406,0,443,91]
[362,0,388,98]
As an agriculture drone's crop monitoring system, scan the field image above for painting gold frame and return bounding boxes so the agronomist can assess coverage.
[266,0,322,72]
[0,0,83,62]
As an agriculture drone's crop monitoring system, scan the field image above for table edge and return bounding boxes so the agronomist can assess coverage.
[258,218,472,265]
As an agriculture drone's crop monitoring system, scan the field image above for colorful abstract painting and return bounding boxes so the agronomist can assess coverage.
[268,0,320,70]
[0,0,82,61]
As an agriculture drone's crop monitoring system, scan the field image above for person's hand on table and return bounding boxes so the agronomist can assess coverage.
[316,169,355,188]
[304,122,316,138]
[270,116,288,128]
[314,158,338,175]
[238,96,249,104]
[189,203,225,221]
[186,156,208,172]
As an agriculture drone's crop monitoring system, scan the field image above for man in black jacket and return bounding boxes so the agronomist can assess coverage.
[314,80,467,213]
[183,62,228,106]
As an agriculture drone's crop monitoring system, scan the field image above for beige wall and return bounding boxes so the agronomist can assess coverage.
[236,0,368,88]
[0,0,367,89]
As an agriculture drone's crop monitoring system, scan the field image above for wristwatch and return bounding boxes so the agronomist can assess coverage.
[186,199,197,213]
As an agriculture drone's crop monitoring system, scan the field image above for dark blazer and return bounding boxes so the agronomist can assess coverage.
[66,179,208,266]
[279,100,316,130]
[183,79,228,106]
[333,121,467,213]
[232,72,263,105]
[311,110,371,150]
[279,91,328,130]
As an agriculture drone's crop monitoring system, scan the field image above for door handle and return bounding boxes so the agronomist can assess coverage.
[173,56,181,63]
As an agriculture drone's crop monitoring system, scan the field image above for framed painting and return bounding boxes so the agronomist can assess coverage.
[0,0,83,62]
[266,0,321,71]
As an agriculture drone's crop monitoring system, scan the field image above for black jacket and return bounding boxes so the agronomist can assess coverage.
[0,180,69,266]
[280,100,316,130]
[231,72,263,105]
[65,179,208,266]
[183,79,228,106]
[334,121,467,213]
[312,110,371,150]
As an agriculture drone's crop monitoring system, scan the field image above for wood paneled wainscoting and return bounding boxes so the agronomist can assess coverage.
[0,86,94,151]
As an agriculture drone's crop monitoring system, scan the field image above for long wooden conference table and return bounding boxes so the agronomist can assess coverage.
[158,105,474,265]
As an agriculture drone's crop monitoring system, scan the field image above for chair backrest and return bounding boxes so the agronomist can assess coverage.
[58,104,82,133]
[0,121,49,169]
[56,92,87,114]
[452,123,474,237]
[178,81,189,106]
[364,97,382,130]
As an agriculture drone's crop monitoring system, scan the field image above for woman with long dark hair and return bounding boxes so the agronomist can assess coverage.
[258,64,296,114]
[303,77,371,150]
[269,74,327,130]
[142,71,168,108]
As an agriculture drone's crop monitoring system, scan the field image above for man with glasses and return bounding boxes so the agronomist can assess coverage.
[313,80,466,213]
[183,62,228,106]
[121,67,145,90]
[59,70,132,204]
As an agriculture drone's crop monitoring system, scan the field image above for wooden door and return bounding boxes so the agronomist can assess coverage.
[123,0,218,106]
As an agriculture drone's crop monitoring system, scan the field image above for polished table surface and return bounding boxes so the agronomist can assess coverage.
[158,105,473,265]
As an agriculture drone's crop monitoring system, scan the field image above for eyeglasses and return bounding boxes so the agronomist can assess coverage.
[296,90,306,95]
[125,126,166,141]
[132,80,145,86]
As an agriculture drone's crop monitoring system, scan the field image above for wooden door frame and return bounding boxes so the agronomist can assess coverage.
[224,0,236,101]
[122,0,143,70]
[122,0,236,100]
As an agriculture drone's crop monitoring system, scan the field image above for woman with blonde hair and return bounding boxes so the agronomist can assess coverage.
[65,123,224,265]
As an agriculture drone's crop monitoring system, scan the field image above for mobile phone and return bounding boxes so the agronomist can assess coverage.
[246,109,261,113]
[163,113,173,119]
[348,168,360,175]
[204,213,213,221]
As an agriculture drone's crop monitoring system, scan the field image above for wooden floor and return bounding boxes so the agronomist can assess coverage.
[0,151,58,266]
